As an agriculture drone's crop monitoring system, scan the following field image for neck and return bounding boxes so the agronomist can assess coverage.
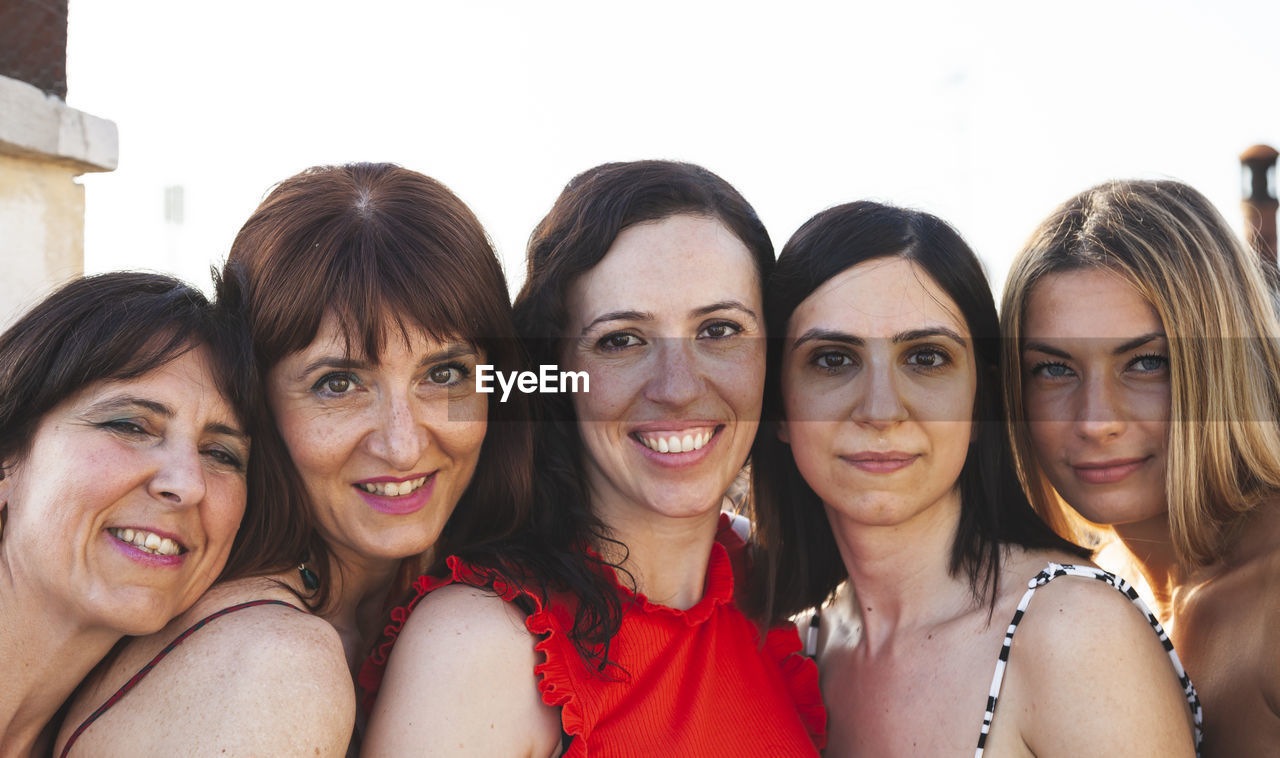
[827,489,975,651]
[594,501,722,611]
[0,583,122,758]
[1111,513,1187,619]
[1220,495,1280,566]
[318,547,401,674]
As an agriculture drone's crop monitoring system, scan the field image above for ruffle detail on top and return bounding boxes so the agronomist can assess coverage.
[763,624,828,749]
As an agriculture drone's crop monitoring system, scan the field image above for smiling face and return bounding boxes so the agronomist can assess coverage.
[0,347,249,635]
[1020,267,1170,526]
[266,313,487,574]
[780,257,976,529]
[563,214,765,527]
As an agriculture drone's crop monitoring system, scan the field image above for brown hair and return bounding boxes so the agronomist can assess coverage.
[1002,179,1280,565]
[219,163,532,608]
[0,271,255,496]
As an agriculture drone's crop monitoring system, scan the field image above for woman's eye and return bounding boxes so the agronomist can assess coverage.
[102,419,148,436]
[698,321,741,340]
[907,348,950,369]
[597,332,643,351]
[1130,354,1169,373]
[427,362,471,386]
[311,372,358,396]
[1029,361,1074,379]
[813,351,853,371]
[203,447,245,471]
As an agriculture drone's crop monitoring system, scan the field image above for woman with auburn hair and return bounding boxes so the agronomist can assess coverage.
[1002,179,1280,755]
[0,272,253,757]
[752,200,1200,756]
[57,163,531,757]
[363,160,825,757]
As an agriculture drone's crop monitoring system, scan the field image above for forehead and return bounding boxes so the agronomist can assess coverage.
[73,347,236,422]
[298,310,469,359]
[788,256,966,337]
[1023,268,1161,340]
[566,215,760,320]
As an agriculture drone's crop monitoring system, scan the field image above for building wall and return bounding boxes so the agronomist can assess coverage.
[0,72,117,329]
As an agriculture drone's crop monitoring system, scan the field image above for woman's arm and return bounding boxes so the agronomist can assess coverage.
[362,584,561,758]
[1011,577,1196,757]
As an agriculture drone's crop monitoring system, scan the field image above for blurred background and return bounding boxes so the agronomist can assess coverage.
[3,0,1278,325]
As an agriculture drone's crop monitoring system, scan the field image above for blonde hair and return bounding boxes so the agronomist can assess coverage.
[1002,179,1280,565]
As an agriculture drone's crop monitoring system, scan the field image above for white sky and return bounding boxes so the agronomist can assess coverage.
[66,0,1280,300]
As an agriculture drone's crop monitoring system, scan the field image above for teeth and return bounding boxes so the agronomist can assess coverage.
[357,476,428,497]
[109,528,182,556]
[636,428,715,455]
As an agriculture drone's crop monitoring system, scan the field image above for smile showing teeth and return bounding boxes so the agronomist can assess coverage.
[108,528,183,556]
[635,427,716,454]
[356,476,428,497]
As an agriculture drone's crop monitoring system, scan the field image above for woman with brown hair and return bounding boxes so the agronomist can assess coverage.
[0,271,254,757]
[1003,179,1280,755]
[56,163,532,756]
[363,160,824,757]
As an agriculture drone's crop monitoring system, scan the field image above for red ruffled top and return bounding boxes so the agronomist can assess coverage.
[360,514,827,756]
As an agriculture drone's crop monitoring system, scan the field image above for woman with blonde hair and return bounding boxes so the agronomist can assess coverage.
[1002,178,1280,755]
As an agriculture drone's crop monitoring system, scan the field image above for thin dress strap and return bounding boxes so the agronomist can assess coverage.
[59,598,303,758]
[974,563,1202,758]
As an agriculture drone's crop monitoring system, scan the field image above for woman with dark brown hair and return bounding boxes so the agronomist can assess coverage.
[56,163,532,757]
[0,272,254,757]
[362,160,824,757]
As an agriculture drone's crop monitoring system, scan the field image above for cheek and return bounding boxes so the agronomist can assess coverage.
[439,419,488,467]
[204,477,248,547]
[571,363,642,423]
[274,410,351,476]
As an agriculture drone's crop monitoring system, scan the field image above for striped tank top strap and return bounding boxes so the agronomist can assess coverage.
[59,599,303,758]
[973,563,1203,758]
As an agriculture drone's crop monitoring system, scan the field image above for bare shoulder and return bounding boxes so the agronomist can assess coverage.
[364,583,560,757]
[1002,557,1196,757]
[64,578,353,758]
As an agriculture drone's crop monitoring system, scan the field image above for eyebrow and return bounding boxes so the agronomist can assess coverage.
[791,326,967,351]
[579,301,759,336]
[1023,331,1166,359]
[298,344,480,379]
[88,396,249,442]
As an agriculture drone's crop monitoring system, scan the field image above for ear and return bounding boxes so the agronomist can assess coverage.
[776,419,791,445]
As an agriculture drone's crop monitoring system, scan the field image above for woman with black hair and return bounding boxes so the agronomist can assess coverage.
[0,272,253,757]
[363,160,825,757]
[752,201,1199,757]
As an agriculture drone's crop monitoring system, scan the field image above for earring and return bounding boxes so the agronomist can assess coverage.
[298,559,319,591]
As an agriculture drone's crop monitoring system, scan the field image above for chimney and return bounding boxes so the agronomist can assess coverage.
[1240,144,1278,264]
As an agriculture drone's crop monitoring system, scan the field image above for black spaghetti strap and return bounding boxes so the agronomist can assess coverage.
[59,599,303,758]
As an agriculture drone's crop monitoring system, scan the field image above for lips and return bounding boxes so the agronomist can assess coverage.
[840,451,919,474]
[353,472,437,515]
[107,526,188,566]
[629,423,724,468]
[1071,457,1150,485]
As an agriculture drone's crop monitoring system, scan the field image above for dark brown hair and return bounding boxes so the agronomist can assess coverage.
[0,271,255,484]
[750,201,1085,623]
[507,159,774,667]
[219,163,532,609]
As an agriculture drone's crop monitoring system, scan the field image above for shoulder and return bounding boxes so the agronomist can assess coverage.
[1002,561,1196,757]
[74,579,353,756]
[363,584,560,757]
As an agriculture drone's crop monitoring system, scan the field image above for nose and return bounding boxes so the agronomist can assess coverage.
[148,442,207,507]
[852,361,908,430]
[1074,375,1125,441]
[366,391,427,471]
[643,339,705,408]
